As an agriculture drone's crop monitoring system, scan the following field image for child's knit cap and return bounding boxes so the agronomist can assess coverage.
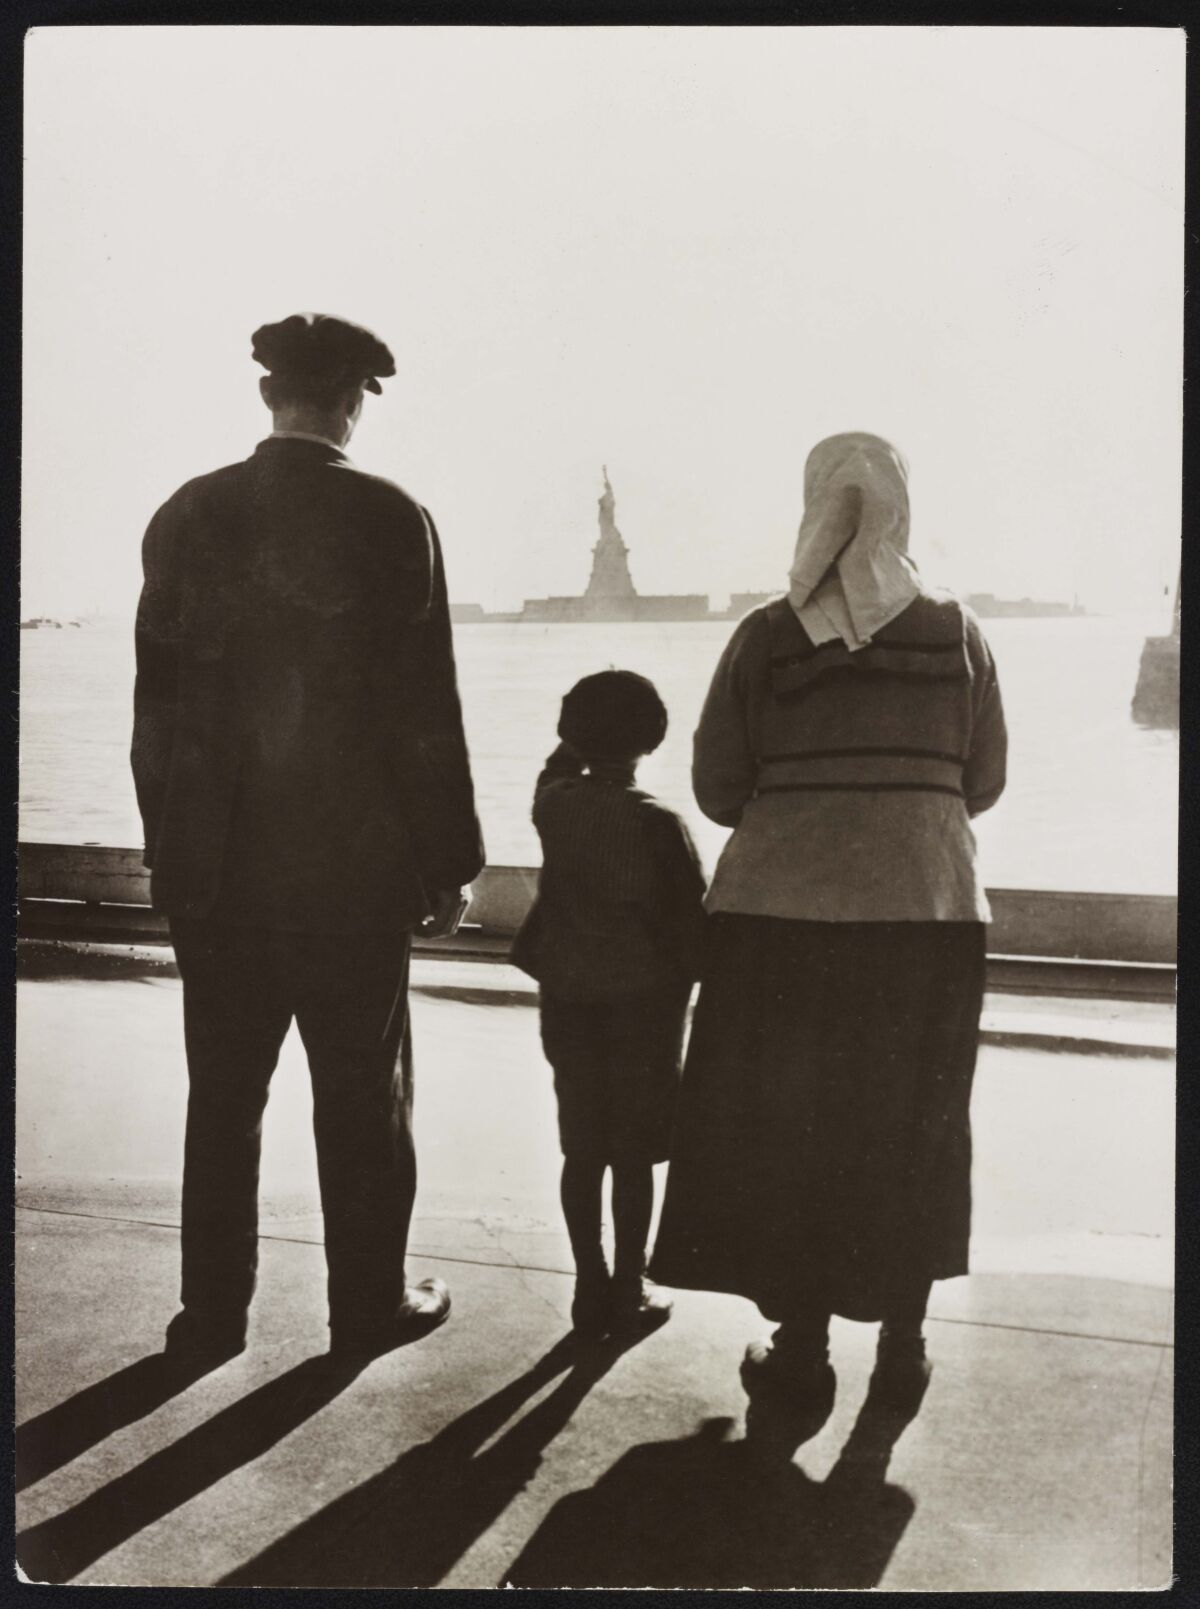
[558,670,668,761]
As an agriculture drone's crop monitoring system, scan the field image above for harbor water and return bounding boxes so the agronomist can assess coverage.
[19,613,1178,894]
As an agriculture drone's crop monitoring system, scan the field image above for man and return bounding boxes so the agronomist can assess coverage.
[132,312,484,1363]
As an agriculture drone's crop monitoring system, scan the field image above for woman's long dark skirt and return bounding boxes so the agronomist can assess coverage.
[651,915,987,1324]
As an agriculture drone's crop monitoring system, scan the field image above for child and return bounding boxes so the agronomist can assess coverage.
[511,670,707,1341]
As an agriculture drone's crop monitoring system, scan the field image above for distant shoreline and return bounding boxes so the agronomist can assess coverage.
[449,593,1093,625]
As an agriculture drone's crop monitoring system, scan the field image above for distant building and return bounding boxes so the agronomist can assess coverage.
[966,592,1086,619]
[721,591,780,619]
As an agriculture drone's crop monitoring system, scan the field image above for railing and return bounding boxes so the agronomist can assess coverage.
[17,843,1176,1000]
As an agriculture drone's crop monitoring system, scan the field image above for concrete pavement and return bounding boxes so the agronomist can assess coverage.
[15,962,1174,1588]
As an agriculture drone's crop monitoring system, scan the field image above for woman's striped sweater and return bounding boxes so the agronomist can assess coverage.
[694,591,1007,923]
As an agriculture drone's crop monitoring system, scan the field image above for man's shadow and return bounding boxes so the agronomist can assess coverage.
[217,1333,633,1588]
[17,1352,229,1494]
[18,1326,634,1587]
[17,1351,368,1583]
[503,1390,923,1590]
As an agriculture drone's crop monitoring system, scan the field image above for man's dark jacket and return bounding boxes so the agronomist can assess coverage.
[131,436,485,932]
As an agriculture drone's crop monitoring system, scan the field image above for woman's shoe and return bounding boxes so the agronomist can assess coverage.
[741,1338,837,1460]
[868,1334,932,1417]
[609,1276,673,1338]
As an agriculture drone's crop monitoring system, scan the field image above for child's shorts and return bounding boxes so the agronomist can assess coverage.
[539,982,692,1165]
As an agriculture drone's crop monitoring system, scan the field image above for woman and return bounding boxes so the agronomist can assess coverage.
[651,432,1006,1445]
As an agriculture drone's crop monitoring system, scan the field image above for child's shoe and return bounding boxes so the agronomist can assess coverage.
[609,1275,673,1337]
[571,1268,612,1342]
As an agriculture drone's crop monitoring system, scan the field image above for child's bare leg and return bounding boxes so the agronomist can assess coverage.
[561,1155,612,1339]
[611,1159,672,1332]
[560,1155,607,1276]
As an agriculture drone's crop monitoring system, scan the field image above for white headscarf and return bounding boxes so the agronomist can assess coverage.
[788,432,920,651]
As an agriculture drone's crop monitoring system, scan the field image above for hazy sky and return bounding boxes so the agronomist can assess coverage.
[23,26,1184,618]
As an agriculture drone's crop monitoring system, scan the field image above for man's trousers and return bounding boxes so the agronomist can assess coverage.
[169,917,416,1342]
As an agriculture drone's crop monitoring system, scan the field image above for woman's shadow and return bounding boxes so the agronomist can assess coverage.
[503,1389,923,1590]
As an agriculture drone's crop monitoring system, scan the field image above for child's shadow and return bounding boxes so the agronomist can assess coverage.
[218,1333,630,1588]
[503,1393,921,1590]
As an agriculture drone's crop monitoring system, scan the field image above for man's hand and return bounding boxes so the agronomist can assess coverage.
[421,886,470,940]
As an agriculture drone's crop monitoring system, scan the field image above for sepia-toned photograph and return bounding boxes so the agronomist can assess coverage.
[15,22,1180,1590]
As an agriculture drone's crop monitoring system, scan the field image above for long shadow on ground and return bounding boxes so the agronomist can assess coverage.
[219,1334,627,1588]
[17,1352,228,1492]
[17,1353,364,1583]
[503,1392,922,1589]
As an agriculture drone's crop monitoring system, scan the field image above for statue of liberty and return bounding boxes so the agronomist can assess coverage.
[585,465,637,603]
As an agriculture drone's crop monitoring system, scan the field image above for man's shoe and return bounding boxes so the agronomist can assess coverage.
[609,1276,673,1338]
[162,1309,247,1368]
[329,1278,451,1361]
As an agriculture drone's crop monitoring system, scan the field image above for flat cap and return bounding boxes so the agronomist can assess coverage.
[251,312,395,393]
